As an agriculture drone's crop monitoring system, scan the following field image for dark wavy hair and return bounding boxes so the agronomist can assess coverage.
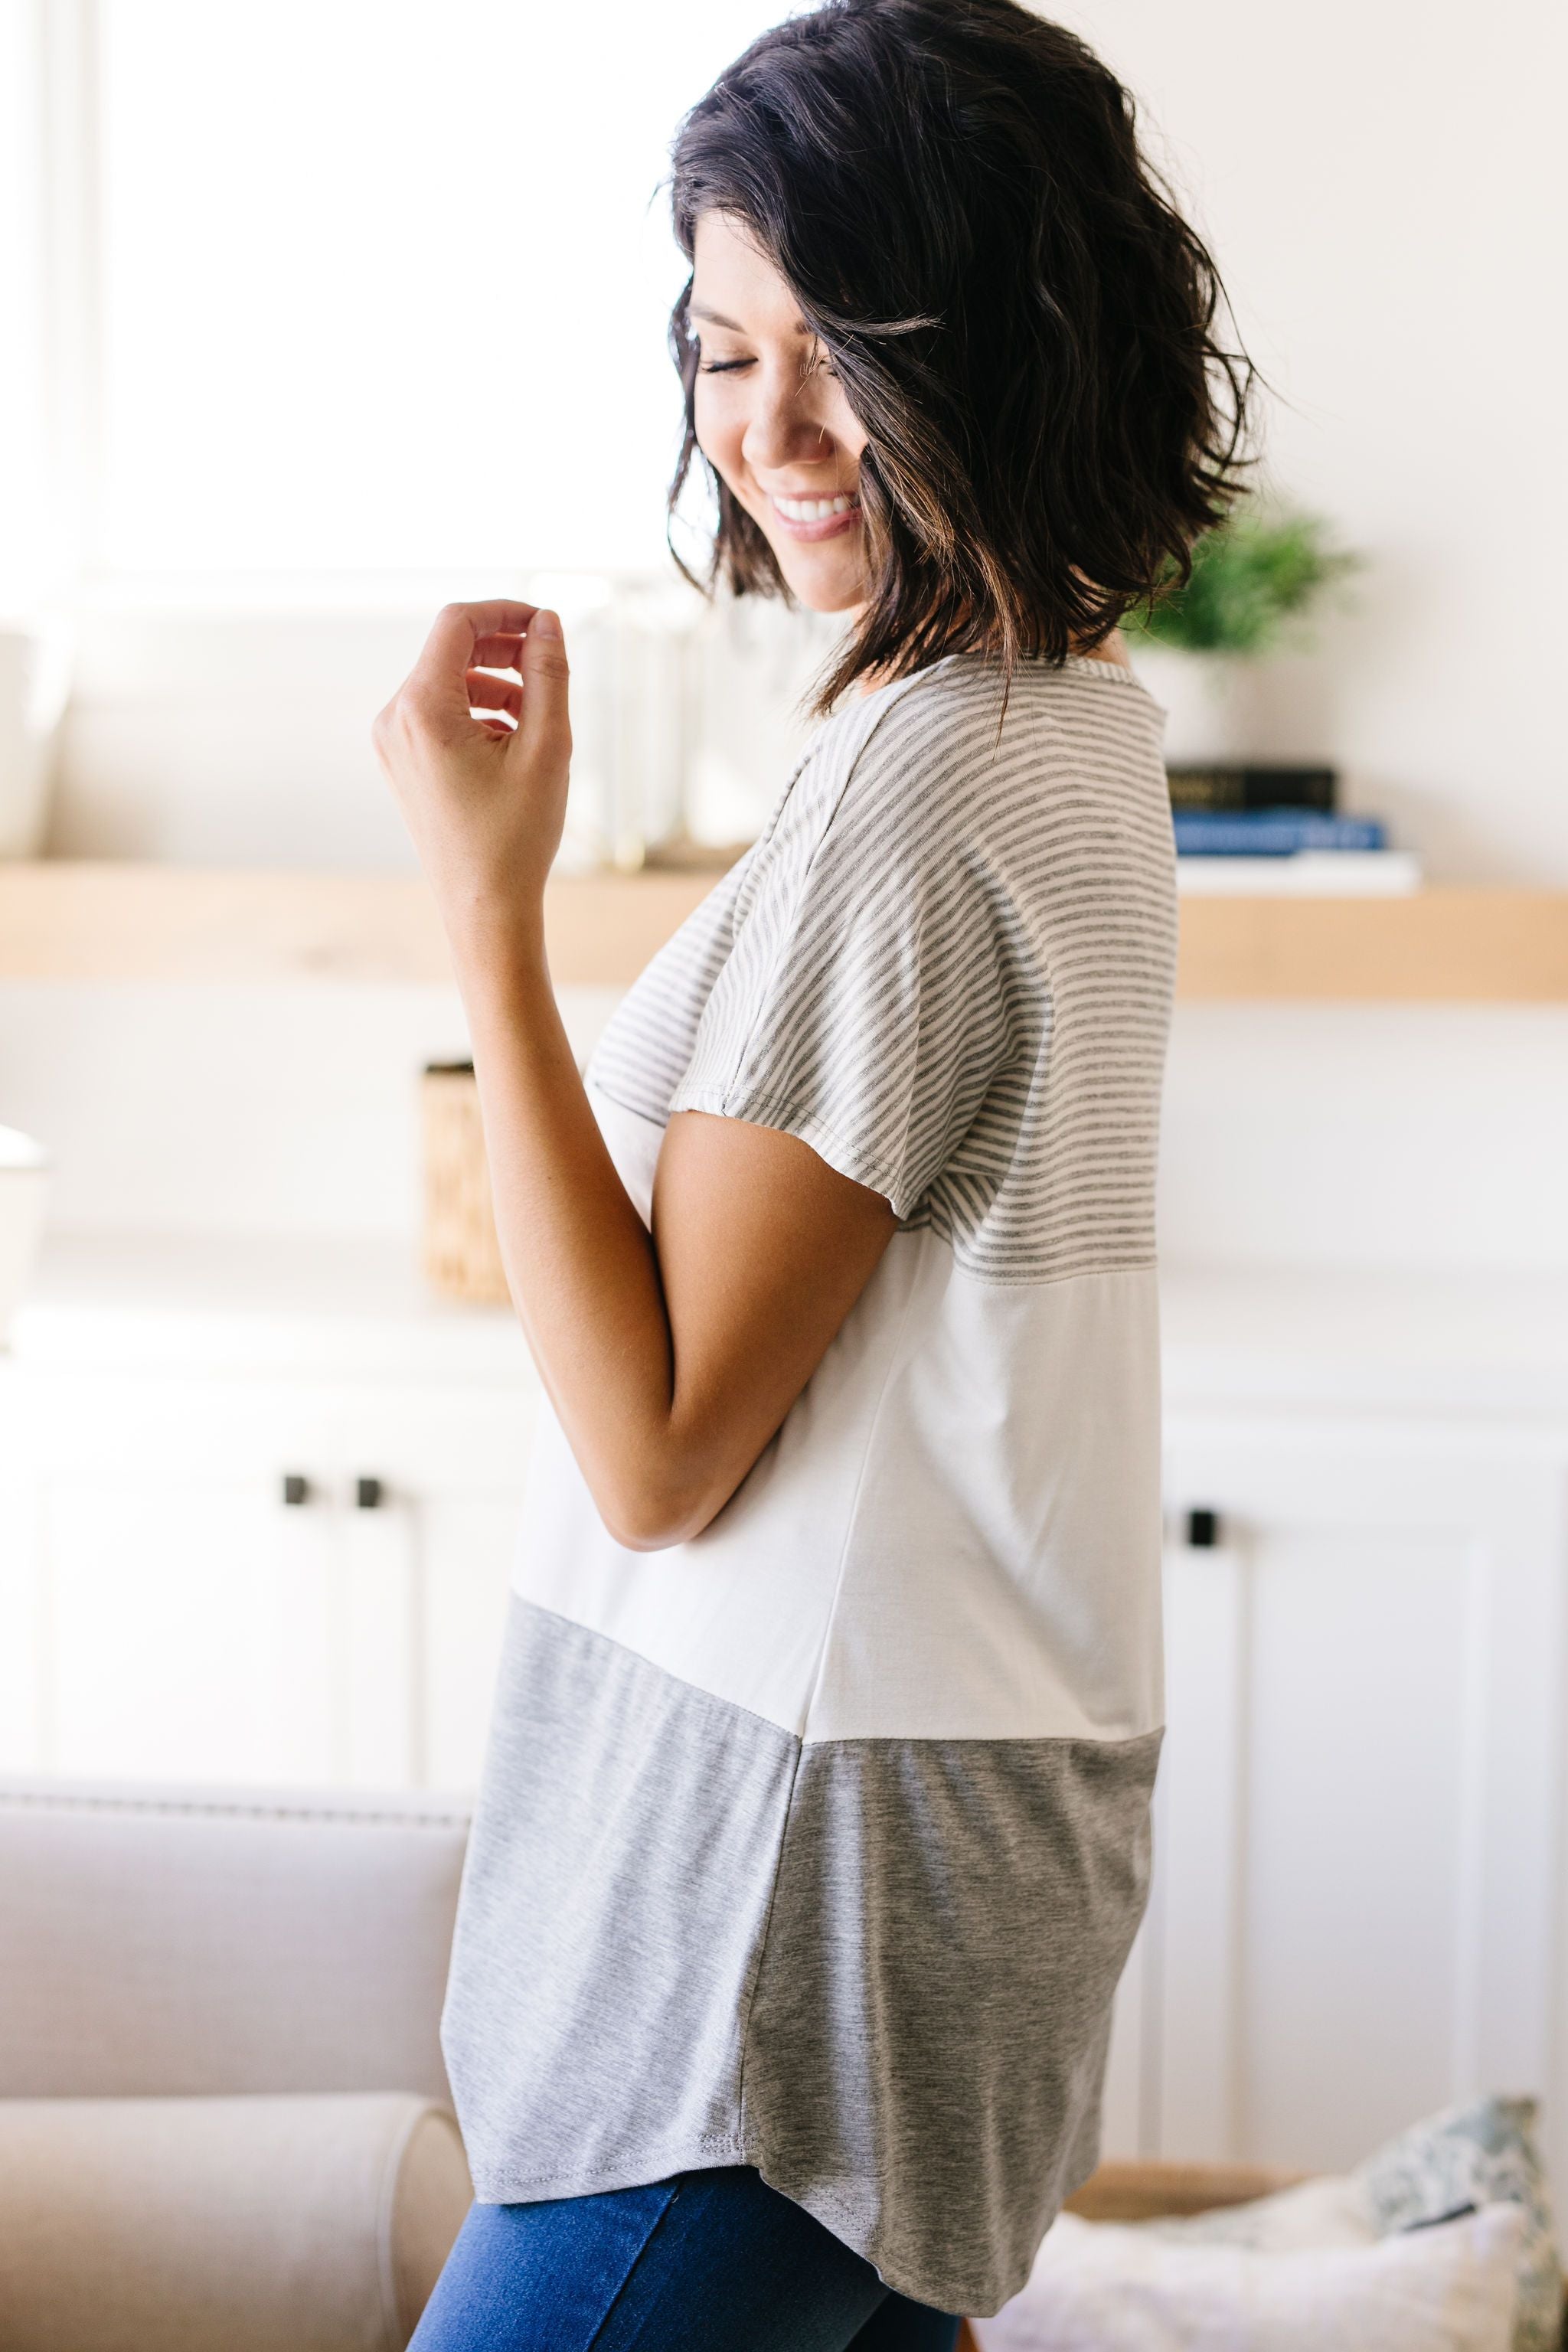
[664,0,1256,716]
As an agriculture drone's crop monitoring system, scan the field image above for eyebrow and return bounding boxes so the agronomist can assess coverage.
[689,302,811,336]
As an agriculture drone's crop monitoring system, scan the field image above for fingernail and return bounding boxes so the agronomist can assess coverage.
[533,610,561,639]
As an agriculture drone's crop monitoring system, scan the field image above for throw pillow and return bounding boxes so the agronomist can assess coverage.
[972,2201,1524,2352]
[1136,2171,1376,2252]
[1354,2095,1562,2352]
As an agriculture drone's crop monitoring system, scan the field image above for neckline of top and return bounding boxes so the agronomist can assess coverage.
[846,644,1155,711]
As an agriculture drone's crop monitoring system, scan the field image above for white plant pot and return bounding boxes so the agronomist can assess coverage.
[0,623,72,858]
[0,1127,50,1347]
[1124,642,1248,765]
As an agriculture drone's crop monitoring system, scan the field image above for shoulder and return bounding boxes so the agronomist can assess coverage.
[811,649,1161,858]
[784,658,1001,864]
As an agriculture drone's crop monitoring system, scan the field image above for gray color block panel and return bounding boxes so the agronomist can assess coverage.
[743,1730,1164,2314]
[441,1601,799,2199]
[442,1600,1161,2314]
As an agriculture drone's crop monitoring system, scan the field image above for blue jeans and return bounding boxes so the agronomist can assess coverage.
[410,2164,962,2352]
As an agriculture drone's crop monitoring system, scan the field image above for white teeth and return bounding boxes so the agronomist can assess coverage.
[773,492,858,521]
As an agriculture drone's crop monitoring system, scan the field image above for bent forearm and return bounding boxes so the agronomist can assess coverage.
[452,923,690,1547]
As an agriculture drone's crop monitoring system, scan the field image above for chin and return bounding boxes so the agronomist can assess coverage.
[776,554,867,616]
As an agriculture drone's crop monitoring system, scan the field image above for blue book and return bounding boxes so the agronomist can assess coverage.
[1172,812,1387,857]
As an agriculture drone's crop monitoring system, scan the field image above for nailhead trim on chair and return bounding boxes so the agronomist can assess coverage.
[0,1785,472,1831]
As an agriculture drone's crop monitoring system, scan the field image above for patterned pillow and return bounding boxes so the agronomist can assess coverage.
[1354,2096,1562,2352]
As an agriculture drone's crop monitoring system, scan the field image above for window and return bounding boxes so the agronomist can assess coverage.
[16,0,781,588]
[5,2,838,867]
[0,1,49,610]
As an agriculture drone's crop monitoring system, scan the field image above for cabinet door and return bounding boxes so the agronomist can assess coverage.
[1106,1417,1568,2186]
[17,1367,538,1792]
[21,1372,344,1784]
[325,1383,537,1792]
[0,1361,47,1770]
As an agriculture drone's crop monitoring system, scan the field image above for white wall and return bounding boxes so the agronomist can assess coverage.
[1057,0,1568,883]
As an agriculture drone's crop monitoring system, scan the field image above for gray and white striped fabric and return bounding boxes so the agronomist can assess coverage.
[442,648,1178,2317]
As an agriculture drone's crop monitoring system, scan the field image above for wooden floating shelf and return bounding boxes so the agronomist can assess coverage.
[0,861,713,991]
[1174,888,1568,1003]
[0,861,1565,1001]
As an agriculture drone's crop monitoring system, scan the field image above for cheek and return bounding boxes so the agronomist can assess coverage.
[839,433,868,479]
[692,384,743,485]
[822,381,867,468]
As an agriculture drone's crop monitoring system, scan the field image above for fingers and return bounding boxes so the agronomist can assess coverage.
[407,603,538,707]
[514,610,570,762]
[466,668,523,719]
[472,632,527,670]
[385,602,567,762]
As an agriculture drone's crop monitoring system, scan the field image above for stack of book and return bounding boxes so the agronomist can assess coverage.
[1167,766,1419,893]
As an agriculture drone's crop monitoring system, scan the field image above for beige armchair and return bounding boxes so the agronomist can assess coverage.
[0,1775,476,2352]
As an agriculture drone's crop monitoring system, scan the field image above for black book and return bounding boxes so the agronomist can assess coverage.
[1166,763,1338,814]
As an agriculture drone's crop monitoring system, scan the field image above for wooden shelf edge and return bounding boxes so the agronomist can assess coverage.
[1,864,1566,1000]
[0,863,718,989]
[1175,887,1568,1002]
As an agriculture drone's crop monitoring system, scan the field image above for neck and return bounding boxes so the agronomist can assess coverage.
[846,622,1130,698]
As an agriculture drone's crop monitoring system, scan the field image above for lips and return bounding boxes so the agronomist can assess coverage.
[767,490,862,543]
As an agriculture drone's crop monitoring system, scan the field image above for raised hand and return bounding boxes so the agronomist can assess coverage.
[371,599,572,959]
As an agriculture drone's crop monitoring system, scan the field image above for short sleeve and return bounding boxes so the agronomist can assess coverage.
[665,741,1015,1221]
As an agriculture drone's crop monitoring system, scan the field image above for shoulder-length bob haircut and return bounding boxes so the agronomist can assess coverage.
[665,0,1255,716]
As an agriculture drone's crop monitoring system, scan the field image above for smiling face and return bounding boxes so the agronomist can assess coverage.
[689,211,869,615]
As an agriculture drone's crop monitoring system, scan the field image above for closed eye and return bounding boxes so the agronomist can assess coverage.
[699,358,754,374]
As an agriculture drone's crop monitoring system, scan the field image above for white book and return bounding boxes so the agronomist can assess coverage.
[1176,851,1423,897]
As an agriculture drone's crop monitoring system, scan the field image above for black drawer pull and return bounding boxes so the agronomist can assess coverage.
[356,1476,385,1511]
[1185,1506,1222,1550]
[282,1473,309,1508]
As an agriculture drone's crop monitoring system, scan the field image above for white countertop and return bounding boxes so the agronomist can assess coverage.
[3,1230,531,1385]
[7,1231,1568,1419]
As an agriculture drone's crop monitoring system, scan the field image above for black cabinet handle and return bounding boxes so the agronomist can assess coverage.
[283,1473,388,1508]
[1185,1506,1223,1550]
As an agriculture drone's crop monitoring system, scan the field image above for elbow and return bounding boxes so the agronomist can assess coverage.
[593,1463,725,1554]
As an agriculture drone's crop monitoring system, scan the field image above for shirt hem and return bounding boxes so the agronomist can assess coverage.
[468,2130,749,2203]
[469,2132,1018,2315]
[751,2158,1024,2316]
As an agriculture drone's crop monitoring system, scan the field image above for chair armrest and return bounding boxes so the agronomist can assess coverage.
[0,2092,471,2351]
[0,1778,469,2099]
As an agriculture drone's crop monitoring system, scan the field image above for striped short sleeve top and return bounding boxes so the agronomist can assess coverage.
[440,646,1178,2318]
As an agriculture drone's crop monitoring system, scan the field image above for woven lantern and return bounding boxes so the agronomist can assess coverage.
[420,1062,511,1305]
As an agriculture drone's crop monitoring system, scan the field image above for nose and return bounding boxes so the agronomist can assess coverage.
[740,368,836,477]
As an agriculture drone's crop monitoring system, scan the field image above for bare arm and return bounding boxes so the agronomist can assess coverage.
[375,601,897,1550]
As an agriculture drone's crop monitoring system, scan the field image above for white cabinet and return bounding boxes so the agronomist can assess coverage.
[2,1358,537,1791]
[1102,1411,1568,2193]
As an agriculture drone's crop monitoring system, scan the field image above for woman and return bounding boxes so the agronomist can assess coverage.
[378,3,1251,2344]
